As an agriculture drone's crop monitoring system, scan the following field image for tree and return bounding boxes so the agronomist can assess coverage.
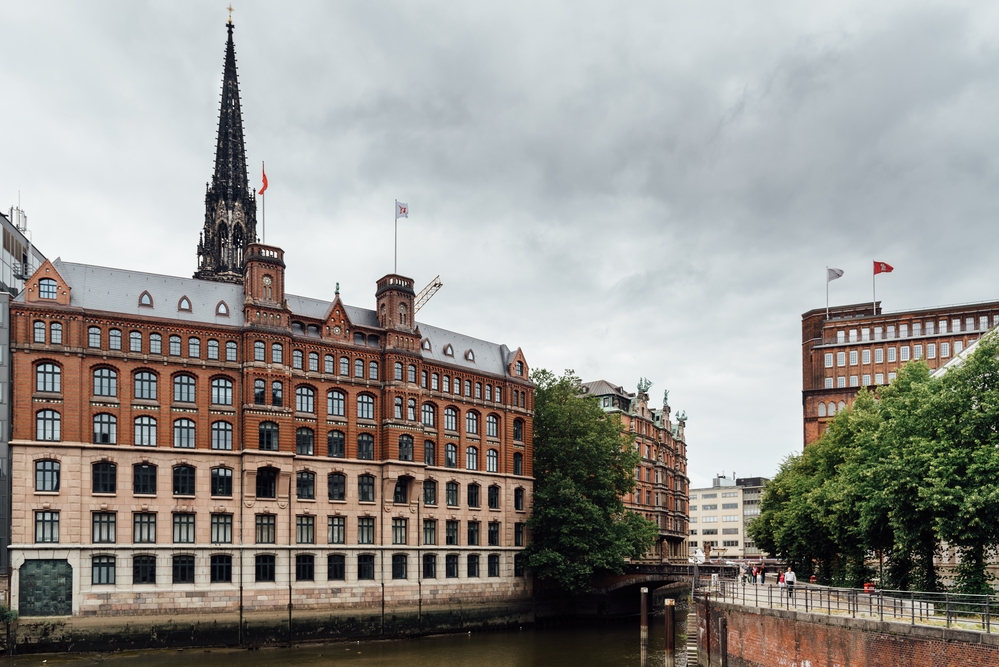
[525,369,659,593]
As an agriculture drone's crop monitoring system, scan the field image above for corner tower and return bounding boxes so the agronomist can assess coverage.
[195,20,257,284]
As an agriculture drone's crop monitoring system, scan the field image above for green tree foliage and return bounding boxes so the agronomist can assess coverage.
[525,369,659,593]
[750,337,999,592]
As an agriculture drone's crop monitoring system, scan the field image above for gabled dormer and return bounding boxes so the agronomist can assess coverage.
[506,347,530,380]
[323,295,353,341]
[24,260,71,306]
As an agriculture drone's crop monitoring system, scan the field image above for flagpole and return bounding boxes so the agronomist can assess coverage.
[826,266,830,320]
[262,161,266,245]
[394,200,398,274]
[872,263,876,315]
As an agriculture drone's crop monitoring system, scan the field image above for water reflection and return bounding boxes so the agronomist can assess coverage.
[7,621,686,667]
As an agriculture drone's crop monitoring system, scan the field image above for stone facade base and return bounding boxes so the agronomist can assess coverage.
[8,598,534,654]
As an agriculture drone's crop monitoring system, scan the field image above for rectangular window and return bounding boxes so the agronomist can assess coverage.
[824,353,832,368]
[875,373,884,385]
[900,324,908,338]
[392,554,407,580]
[848,329,858,342]
[392,517,408,545]
[255,554,275,582]
[861,328,870,341]
[888,348,897,362]
[467,554,480,577]
[488,521,500,546]
[874,327,883,340]
[35,511,59,543]
[849,350,858,365]
[173,513,195,543]
[296,515,315,544]
[328,554,346,581]
[93,512,116,543]
[357,554,375,580]
[467,521,480,546]
[824,378,833,389]
[836,352,846,367]
[134,513,156,543]
[926,321,934,335]
[837,377,846,388]
[900,346,910,362]
[515,522,524,547]
[211,554,232,583]
[423,554,437,579]
[446,520,459,546]
[424,519,437,545]
[888,325,896,339]
[296,554,314,581]
[941,342,950,357]
[849,376,858,387]
[927,343,936,359]
[875,348,884,363]
[956,341,964,354]
[92,555,116,585]
[888,372,897,382]
[913,323,921,337]
[446,482,458,507]
[862,374,870,386]
[256,514,276,544]
[358,517,375,544]
[953,319,961,333]
[861,349,870,364]
[445,554,459,578]
[914,344,922,360]
[328,516,346,544]
[211,513,233,543]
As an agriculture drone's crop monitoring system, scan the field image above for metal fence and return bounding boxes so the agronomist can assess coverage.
[698,576,999,634]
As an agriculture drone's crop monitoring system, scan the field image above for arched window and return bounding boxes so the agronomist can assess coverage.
[254,379,265,404]
[293,350,303,369]
[296,471,315,499]
[357,433,375,460]
[339,356,349,375]
[328,473,346,501]
[271,343,283,364]
[173,465,195,496]
[178,296,192,311]
[256,467,278,498]
[444,344,453,357]
[173,374,196,402]
[838,401,846,412]
[486,449,498,473]
[296,386,315,413]
[272,381,283,406]
[188,337,200,358]
[399,303,408,326]
[466,350,475,363]
[423,479,437,505]
[358,474,375,502]
[50,322,62,344]
[149,333,162,354]
[324,355,335,373]
[408,365,417,383]
[424,441,436,466]
[328,390,345,416]
[93,414,117,444]
[296,427,315,456]
[33,321,45,343]
[254,341,265,361]
[817,403,827,417]
[327,430,345,458]
[394,362,404,381]
[39,278,58,299]
[109,329,122,350]
[37,410,60,441]
[422,403,436,427]
[93,367,117,397]
[513,452,524,476]
[36,363,60,393]
[354,359,364,377]
[467,483,480,507]
[211,467,232,496]
[226,341,237,361]
[488,485,500,509]
[207,339,219,360]
[211,377,233,405]
[134,463,157,494]
[394,396,403,419]
[130,331,143,353]
[35,460,60,491]
[169,335,181,355]
[514,487,525,511]
[139,291,153,307]
[513,419,524,441]
[259,422,279,451]
[216,301,229,316]
[134,371,157,400]
[486,415,499,438]
[466,446,478,471]
[398,435,414,461]
[308,352,319,371]
[368,361,379,380]
[173,419,195,448]
[211,421,233,450]
[357,394,375,420]
[444,407,458,431]
[92,462,117,494]
[828,402,837,416]
[134,416,157,446]
[445,443,457,468]
[407,398,417,421]
[466,411,479,435]
[442,376,450,392]
[422,338,432,351]
[88,326,102,348]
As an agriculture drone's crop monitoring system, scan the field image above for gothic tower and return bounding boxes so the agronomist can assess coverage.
[195,20,257,283]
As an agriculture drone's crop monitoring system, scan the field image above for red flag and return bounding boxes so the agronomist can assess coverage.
[260,164,268,195]
[874,261,893,275]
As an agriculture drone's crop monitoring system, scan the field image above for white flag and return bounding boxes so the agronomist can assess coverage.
[827,268,844,282]
[395,200,409,220]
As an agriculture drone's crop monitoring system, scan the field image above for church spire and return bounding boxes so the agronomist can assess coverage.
[195,20,258,284]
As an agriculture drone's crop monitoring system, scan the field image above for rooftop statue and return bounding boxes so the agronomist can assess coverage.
[663,389,669,405]
[677,410,687,422]
[637,377,652,393]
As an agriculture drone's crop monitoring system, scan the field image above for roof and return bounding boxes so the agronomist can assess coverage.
[580,379,634,399]
[20,260,518,378]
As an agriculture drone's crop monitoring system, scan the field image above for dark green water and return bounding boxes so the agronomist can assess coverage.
[4,623,684,667]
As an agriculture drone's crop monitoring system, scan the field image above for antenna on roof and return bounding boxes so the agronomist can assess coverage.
[415,275,443,313]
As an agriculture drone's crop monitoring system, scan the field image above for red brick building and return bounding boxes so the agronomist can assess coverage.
[802,301,999,445]
[6,21,534,617]
[580,380,689,562]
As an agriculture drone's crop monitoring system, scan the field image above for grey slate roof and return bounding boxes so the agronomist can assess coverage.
[25,260,517,378]
[581,379,634,399]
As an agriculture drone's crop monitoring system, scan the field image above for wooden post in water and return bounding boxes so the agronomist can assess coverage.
[664,598,676,667]
[640,587,649,645]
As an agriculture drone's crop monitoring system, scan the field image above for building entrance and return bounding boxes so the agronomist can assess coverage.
[19,559,72,616]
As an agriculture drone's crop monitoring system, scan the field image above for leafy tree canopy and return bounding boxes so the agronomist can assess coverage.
[525,369,659,593]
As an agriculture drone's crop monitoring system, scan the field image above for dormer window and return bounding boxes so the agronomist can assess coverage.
[139,291,153,307]
[465,349,475,362]
[178,296,192,312]
[516,361,524,376]
[216,301,229,316]
[39,278,58,300]
[444,344,454,357]
[421,339,432,351]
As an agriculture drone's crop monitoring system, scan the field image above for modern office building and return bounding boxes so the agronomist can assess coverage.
[7,21,534,618]
[802,301,999,445]
[688,474,769,560]
[580,380,689,562]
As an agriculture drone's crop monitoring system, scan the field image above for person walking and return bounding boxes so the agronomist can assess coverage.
[785,566,796,603]
[760,565,766,585]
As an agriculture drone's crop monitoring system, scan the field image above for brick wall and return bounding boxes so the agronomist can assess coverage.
[698,599,999,667]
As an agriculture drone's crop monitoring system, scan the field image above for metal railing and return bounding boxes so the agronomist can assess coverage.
[697,577,998,634]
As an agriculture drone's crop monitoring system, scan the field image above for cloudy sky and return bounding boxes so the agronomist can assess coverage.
[4,1,999,487]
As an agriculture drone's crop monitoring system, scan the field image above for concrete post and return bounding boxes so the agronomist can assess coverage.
[664,598,676,667]
[717,615,727,667]
[640,587,649,644]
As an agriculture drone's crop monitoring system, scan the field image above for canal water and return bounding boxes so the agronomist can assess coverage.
[4,622,685,667]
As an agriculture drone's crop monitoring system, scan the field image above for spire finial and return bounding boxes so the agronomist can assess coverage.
[227,5,234,24]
